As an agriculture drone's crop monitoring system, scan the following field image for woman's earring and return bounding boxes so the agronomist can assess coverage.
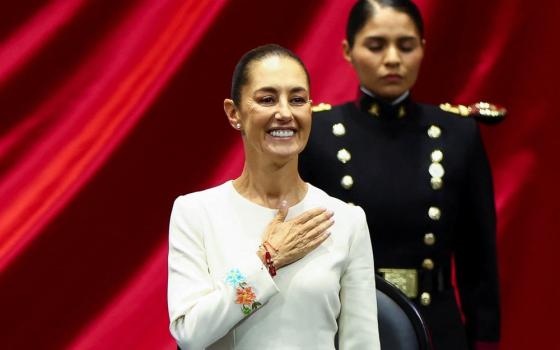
[235,123,241,129]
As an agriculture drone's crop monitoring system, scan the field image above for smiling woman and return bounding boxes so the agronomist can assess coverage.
[167,44,380,350]
[224,54,312,163]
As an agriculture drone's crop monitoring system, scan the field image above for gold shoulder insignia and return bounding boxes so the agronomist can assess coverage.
[439,102,507,124]
[312,102,332,112]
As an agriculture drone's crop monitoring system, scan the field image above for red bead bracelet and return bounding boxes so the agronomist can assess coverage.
[263,247,277,277]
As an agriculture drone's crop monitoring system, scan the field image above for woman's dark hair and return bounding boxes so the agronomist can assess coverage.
[231,44,310,106]
[346,0,424,48]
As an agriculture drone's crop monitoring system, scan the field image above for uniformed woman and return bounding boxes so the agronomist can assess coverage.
[299,1,501,349]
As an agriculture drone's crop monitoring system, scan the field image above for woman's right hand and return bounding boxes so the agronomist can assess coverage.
[260,201,334,269]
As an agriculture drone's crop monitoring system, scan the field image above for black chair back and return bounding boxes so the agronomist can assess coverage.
[376,275,432,350]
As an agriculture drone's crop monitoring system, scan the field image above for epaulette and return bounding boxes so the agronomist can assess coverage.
[439,102,506,124]
[311,102,332,112]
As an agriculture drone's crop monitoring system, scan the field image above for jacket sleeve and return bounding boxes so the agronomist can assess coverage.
[167,196,280,349]
[454,123,501,345]
[338,206,381,350]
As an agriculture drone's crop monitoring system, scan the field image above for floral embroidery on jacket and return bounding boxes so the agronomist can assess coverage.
[225,268,246,287]
[225,268,262,315]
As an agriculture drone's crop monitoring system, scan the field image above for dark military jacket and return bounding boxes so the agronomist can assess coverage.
[299,92,500,350]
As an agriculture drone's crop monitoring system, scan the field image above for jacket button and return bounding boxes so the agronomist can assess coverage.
[422,258,434,270]
[424,233,436,246]
[340,175,354,190]
[369,103,379,116]
[332,123,346,136]
[427,125,441,138]
[337,148,352,164]
[429,163,445,178]
[428,206,441,220]
[420,292,431,306]
[431,149,444,162]
[430,177,443,190]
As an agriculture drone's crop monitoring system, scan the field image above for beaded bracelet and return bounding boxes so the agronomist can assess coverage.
[262,242,277,277]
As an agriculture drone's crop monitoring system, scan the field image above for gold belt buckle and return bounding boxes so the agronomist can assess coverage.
[378,268,418,298]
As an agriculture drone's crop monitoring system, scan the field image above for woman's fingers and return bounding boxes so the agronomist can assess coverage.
[264,207,335,268]
[305,217,334,241]
[292,207,326,225]
[298,210,334,233]
[280,209,333,246]
[304,231,331,252]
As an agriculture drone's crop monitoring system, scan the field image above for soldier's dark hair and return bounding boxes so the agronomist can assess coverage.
[346,0,424,48]
[231,44,310,106]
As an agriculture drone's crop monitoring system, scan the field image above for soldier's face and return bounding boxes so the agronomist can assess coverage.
[343,7,424,100]
[232,56,312,162]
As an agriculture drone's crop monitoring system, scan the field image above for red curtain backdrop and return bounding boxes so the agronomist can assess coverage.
[0,0,558,348]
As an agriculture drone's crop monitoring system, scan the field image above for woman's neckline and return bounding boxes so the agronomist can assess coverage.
[227,180,310,212]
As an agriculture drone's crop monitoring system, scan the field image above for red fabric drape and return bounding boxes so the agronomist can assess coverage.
[0,1,558,349]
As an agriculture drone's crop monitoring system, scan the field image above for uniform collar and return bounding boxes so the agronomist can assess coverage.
[356,87,412,119]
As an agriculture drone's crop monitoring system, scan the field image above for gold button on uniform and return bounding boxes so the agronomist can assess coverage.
[429,150,444,190]
[427,125,441,138]
[428,206,441,220]
[429,163,445,178]
[332,123,346,136]
[341,175,354,190]
[431,149,444,162]
[430,177,443,190]
[424,233,436,246]
[420,292,431,306]
[369,103,379,117]
[398,106,406,118]
[337,148,352,164]
[422,258,434,270]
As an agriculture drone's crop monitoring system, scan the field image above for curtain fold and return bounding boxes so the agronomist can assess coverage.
[0,0,227,269]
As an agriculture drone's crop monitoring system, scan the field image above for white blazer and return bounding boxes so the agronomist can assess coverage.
[168,181,380,350]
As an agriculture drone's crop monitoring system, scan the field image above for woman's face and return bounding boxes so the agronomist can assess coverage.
[343,6,424,100]
[227,55,312,161]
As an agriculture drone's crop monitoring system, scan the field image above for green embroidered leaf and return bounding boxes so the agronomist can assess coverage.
[252,302,262,310]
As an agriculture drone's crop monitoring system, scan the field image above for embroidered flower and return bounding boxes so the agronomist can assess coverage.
[236,282,262,315]
[236,285,256,305]
[225,268,246,287]
[226,269,262,315]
